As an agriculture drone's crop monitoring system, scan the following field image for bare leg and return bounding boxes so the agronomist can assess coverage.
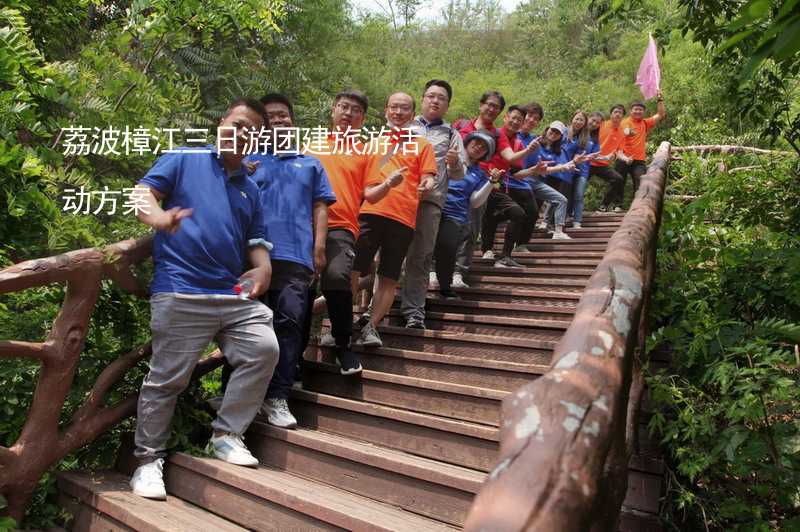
[369,275,399,327]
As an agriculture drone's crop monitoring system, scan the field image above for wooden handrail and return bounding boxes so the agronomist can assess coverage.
[0,236,223,522]
[464,141,671,531]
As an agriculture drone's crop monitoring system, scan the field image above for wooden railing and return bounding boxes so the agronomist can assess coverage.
[0,236,223,522]
[464,141,671,531]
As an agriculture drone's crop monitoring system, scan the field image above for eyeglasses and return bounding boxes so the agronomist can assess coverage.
[335,102,365,115]
[423,93,449,102]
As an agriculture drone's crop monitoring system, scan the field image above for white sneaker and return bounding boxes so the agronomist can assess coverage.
[613,206,623,213]
[261,398,297,429]
[572,222,582,229]
[319,333,335,347]
[452,272,469,288]
[130,459,166,500]
[535,221,548,230]
[482,250,495,260]
[428,271,440,290]
[355,322,382,347]
[552,231,572,240]
[208,433,259,467]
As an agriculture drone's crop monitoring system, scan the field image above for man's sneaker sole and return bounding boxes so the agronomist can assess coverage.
[131,485,167,500]
[267,417,298,429]
[357,337,383,348]
[339,363,363,376]
[208,443,259,467]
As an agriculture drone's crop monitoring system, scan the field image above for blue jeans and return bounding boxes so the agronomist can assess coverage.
[530,180,567,226]
[570,175,589,223]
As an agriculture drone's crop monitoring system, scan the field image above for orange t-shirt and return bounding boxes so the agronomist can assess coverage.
[315,137,375,238]
[592,120,625,168]
[621,116,657,161]
[360,134,437,229]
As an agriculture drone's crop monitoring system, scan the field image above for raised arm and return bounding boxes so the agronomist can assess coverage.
[134,184,192,234]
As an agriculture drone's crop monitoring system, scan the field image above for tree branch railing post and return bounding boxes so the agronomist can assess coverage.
[0,235,224,523]
[464,141,672,532]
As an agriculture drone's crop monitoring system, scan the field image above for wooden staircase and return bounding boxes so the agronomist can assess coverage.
[57,212,663,531]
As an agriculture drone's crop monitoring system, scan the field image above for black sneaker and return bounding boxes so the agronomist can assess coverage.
[405,317,426,329]
[335,348,362,375]
[439,289,461,300]
[354,313,370,329]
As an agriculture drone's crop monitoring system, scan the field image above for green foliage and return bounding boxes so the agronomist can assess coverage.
[649,153,800,530]
[0,0,797,527]
[0,0,286,527]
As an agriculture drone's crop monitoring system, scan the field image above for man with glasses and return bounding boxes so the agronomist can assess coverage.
[456,92,539,270]
[315,89,404,374]
[396,79,466,329]
[352,91,437,346]
[129,98,279,499]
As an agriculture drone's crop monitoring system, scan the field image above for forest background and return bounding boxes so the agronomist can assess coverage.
[1,0,799,530]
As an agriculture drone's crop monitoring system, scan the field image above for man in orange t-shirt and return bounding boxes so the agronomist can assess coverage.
[352,91,437,348]
[589,104,627,211]
[315,89,405,375]
[616,90,666,195]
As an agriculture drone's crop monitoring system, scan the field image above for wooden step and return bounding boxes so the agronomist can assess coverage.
[386,308,571,331]
[531,229,616,238]
[466,265,597,277]
[461,274,587,289]
[453,281,584,294]
[383,312,568,339]
[247,424,484,526]
[57,470,246,532]
[424,285,582,305]
[478,239,610,253]
[472,250,605,259]
[422,297,576,319]
[324,324,556,364]
[164,453,457,531]
[289,389,499,471]
[301,360,504,425]
[306,344,547,392]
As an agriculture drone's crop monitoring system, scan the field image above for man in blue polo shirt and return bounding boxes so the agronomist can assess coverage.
[231,93,336,430]
[129,98,280,500]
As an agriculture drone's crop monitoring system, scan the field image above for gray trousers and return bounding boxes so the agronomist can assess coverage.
[400,202,442,321]
[455,203,486,275]
[135,293,279,461]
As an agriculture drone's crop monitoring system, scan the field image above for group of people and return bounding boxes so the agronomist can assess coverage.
[127,79,665,499]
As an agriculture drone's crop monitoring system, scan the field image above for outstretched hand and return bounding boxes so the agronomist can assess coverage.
[153,207,193,234]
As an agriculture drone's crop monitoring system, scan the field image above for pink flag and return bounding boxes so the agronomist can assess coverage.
[636,34,661,100]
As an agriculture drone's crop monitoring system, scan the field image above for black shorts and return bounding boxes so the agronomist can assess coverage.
[353,214,415,281]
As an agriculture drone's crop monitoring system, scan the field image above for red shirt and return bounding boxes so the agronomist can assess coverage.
[458,118,513,173]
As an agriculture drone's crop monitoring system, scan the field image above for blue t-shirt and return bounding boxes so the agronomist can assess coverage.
[517,131,536,147]
[442,164,488,225]
[138,146,267,295]
[247,152,336,271]
[530,143,573,184]
[503,172,532,192]
[565,137,599,178]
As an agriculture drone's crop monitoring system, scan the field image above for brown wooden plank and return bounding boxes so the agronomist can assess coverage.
[168,454,458,532]
[302,362,503,426]
[290,391,499,471]
[307,345,544,392]
[58,494,134,532]
[57,471,247,532]
[248,425,479,526]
